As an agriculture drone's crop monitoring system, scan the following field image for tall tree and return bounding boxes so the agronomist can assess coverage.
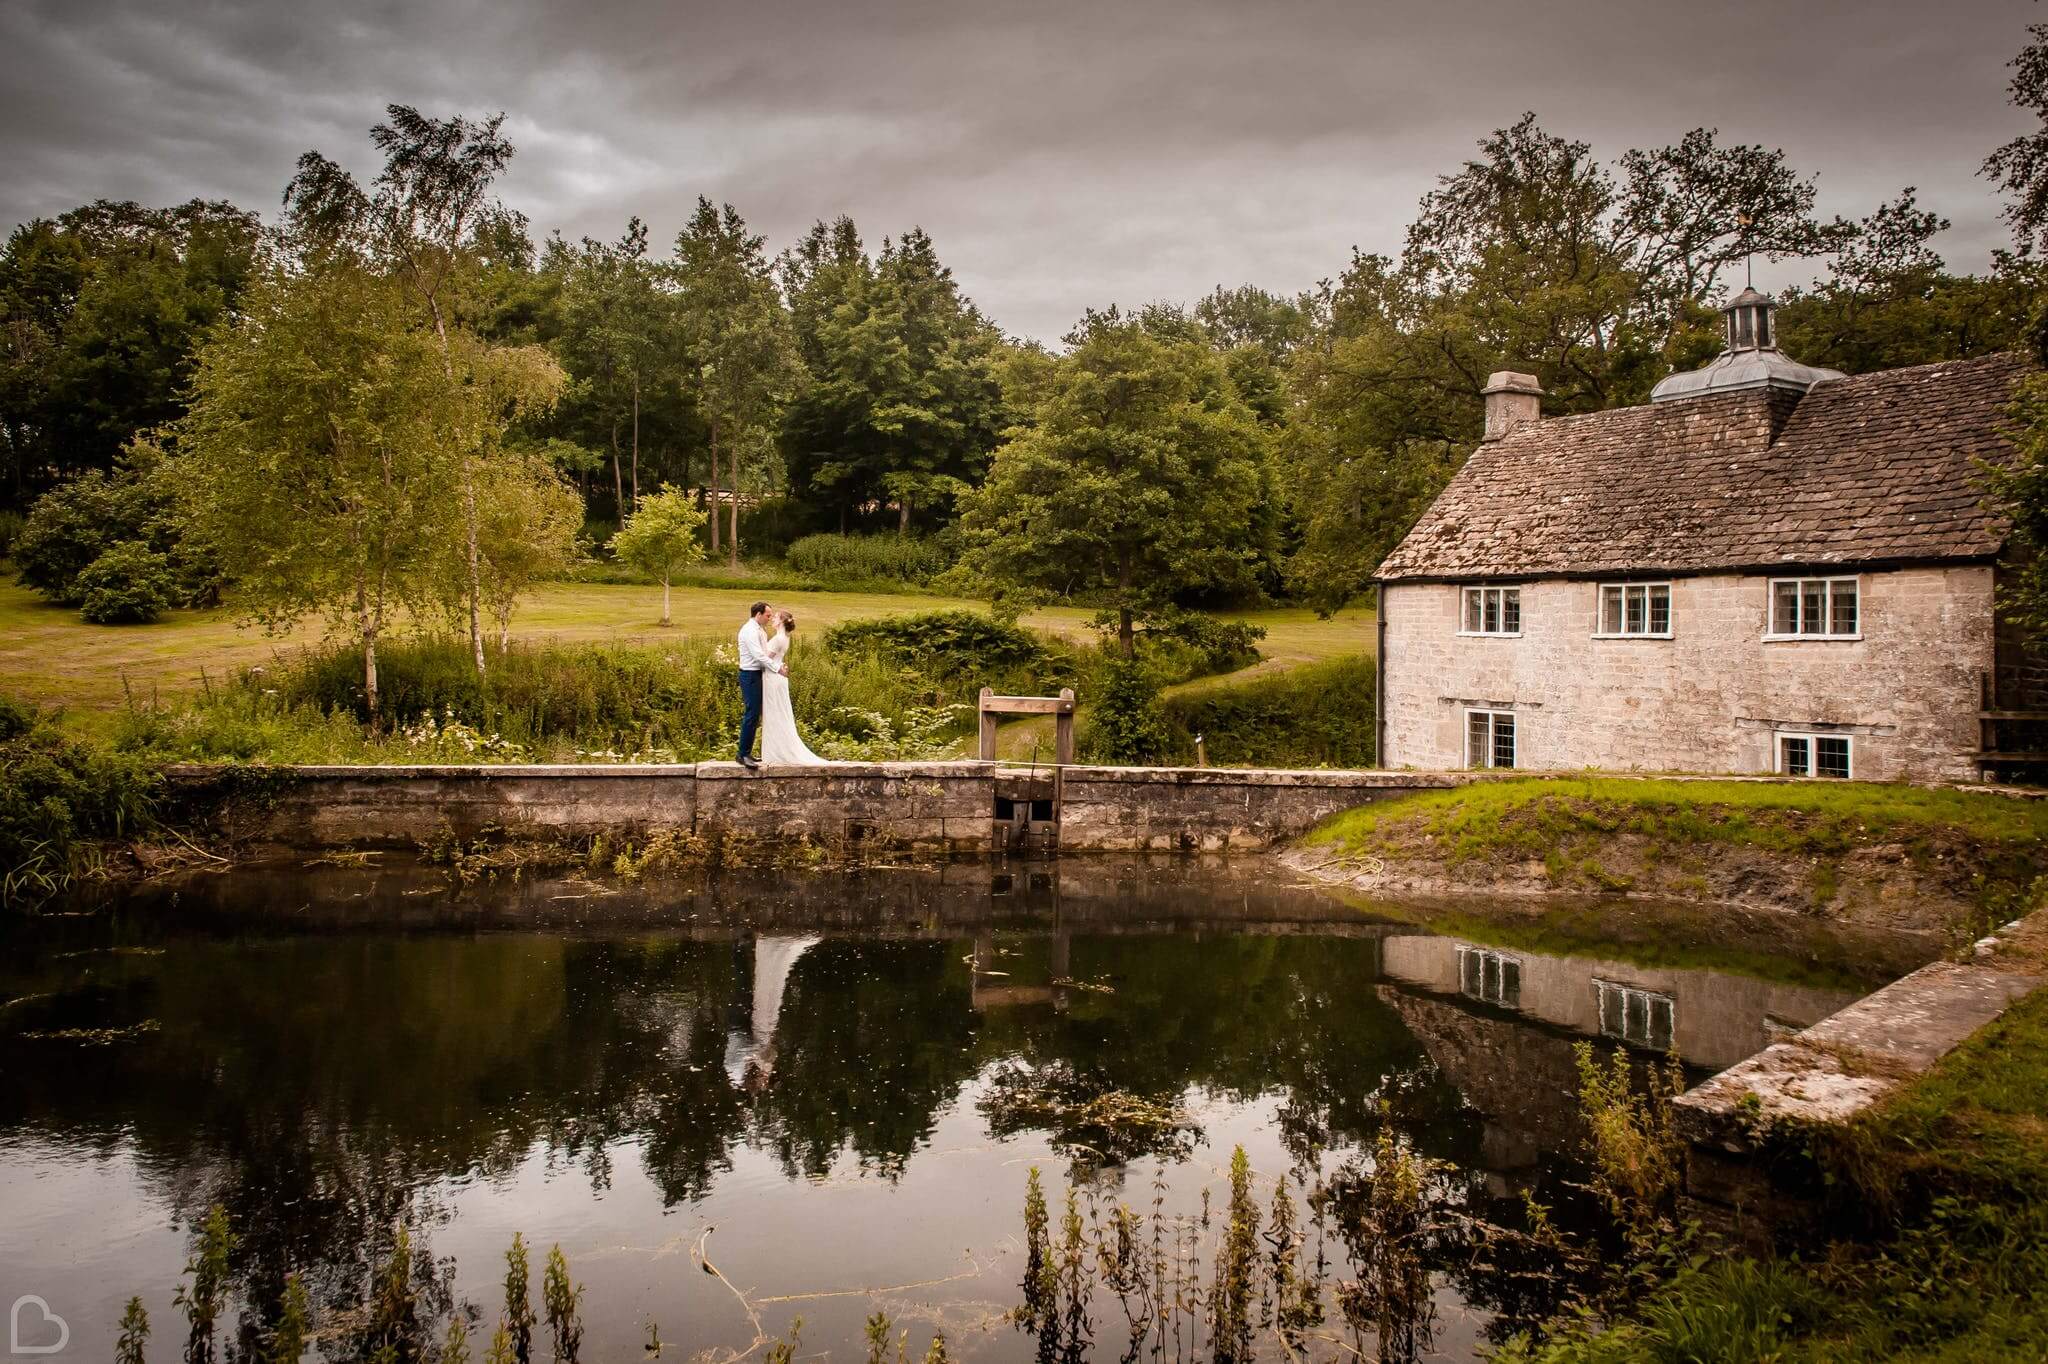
[557,219,675,517]
[173,267,463,715]
[778,221,1006,533]
[673,198,803,565]
[1777,190,2033,373]
[956,314,1267,656]
[1281,115,1841,612]
[284,105,523,674]
[0,200,260,507]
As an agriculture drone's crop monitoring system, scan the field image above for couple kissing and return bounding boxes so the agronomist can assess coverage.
[736,602,826,768]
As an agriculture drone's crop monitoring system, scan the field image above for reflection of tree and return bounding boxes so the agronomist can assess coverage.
[746,940,982,1178]
[1,914,1510,1346]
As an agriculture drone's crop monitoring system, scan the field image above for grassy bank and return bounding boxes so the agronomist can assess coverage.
[1304,778,2048,932]
[1501,984,2048,1362]
[1159,654,1375,767]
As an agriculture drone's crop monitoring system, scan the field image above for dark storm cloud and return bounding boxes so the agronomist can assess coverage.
[1,0,2034,341]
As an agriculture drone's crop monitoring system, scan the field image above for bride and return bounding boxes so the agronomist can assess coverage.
[761,610,828,765]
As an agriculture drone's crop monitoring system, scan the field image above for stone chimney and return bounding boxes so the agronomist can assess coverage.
[1481,371,1543,442]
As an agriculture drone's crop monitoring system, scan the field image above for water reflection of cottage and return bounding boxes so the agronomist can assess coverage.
[1381,934,1854,1071]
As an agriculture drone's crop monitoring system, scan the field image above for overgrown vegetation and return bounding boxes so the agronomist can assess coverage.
[1500,988,2048,1363]
[0,692,158,906]
[111,634,993,764]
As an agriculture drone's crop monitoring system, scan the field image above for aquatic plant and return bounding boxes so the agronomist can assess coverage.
[1058,1187,1093,1364]
[1573,1042,1687,1245]
[267,1274,311,1364]
[503,1233,535,1364]
[173,1203,236,1364]
[117,1297,150,1364]
[542,1244,582,1363]
[1209,1147,1259,1364]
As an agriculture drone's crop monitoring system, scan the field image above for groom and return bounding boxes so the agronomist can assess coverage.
[736,601,786,770]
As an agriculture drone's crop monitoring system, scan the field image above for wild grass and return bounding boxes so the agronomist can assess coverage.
[109,634,998,765]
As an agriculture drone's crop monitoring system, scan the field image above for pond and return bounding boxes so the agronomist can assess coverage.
[0,857,1933,1361]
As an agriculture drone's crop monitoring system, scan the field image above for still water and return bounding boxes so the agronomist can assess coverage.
[0,858,1928,1361]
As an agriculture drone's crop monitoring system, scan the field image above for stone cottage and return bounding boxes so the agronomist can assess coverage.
[1373,287,2033,782]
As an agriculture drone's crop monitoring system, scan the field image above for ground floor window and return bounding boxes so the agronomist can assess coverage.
[1466,709,1516,769]
[1596,980,1676,1051]
[1778,732,1852,779]
[1458,945,1522,1007]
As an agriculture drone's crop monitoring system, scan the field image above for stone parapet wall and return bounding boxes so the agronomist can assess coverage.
[1055,766,1467,851]
[163,761,1479,854]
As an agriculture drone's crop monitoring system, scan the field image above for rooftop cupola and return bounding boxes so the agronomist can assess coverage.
[1650,285,1844,403]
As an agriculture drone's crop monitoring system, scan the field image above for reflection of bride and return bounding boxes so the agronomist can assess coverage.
[761,611,828,766]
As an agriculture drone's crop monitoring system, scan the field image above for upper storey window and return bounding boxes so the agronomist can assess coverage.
[1769,577,1859,639]
[1597,583,1672,637]
[1461,586,1521,636]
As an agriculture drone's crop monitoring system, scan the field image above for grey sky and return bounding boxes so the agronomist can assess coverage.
[1,0,2037,342]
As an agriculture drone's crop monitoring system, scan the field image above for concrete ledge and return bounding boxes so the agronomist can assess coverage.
[1675,953,2042,1154]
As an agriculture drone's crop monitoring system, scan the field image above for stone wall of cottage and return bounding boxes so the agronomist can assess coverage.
[1380,566,1994,781]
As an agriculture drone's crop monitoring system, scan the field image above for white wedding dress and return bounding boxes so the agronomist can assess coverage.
[760,630,828,765]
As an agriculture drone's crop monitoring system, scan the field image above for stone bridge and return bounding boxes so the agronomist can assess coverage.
[165,761,1481,854]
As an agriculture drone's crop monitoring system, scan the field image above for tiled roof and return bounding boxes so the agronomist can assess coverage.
[1376,352,2032,582]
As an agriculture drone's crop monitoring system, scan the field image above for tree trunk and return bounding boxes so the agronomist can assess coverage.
[1119,606,1134,659]
[728,471,739,569]
[708,425,720,553]
[661,573,672,626]
[421,293,486,677]
[610,419,625,523]
[630,374,641,514]
[899,495,911,536]
[363,628,380,717]
[497,606,511,653]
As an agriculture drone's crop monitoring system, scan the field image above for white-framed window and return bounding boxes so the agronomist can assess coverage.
[1460,585,1522,636]
[1777,732,1852,780]
[1596,582,1673,637]
[1458,946,1522,1008]
[1768,577,1859,638]
[1596,980,1675,1051]
[1466,709,1516,769]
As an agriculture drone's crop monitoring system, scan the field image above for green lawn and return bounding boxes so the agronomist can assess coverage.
[0,574,1375,738]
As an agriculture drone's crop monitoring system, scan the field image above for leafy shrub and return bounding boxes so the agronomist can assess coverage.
[2,695,159,905]
[76,542,175,624]
[824,609,1059,682]
[14,466,220,608]
[14,470,142,603]
[1160,655,1375,767]
[786,533,951,586]
[1148,613,1265,676]
[1079,655,1171,764]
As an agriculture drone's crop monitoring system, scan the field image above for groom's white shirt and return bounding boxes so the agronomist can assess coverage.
[737,618,779,673]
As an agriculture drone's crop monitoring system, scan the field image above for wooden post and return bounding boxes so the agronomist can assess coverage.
[978,686,999,761]
[978,686,1079,765]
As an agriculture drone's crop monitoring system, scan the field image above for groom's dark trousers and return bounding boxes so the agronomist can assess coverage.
[737,668,764,762]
